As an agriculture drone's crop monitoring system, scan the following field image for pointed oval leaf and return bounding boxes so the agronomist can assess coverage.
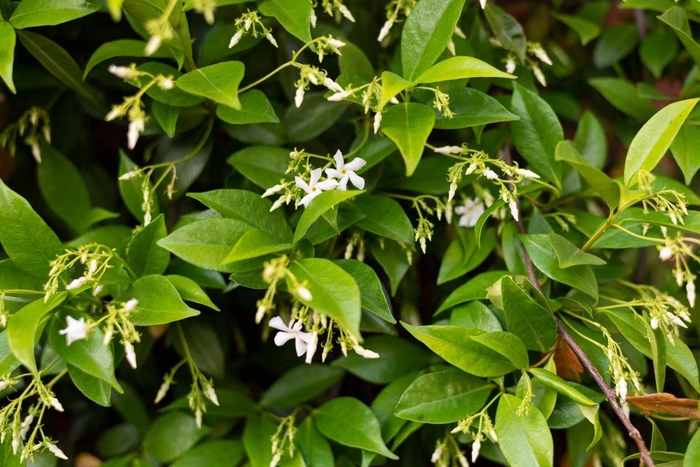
[499,276,556,352]
[258,0,312,44]
[496,394,553,467]
[127,275,199,325]
[294,190,363,243]
[10,0,100,29]
[0,21,16,94]
[415,56,515,84]
[216,90,279,124]
[381,103,434,176]
[177,61,245,109]
[126,214,169,277]
[335,259,395,323]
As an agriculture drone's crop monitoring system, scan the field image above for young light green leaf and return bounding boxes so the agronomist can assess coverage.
[394,369,493,423]
[402,322,528,377]
[0,178,63,278]
[294,190,363,243]
[380,103,434,176]
[0,21,16,94]
[510,83,563,188]
[83,39,170,78]
[379,71,413,109]
[485,4,526,63]
[450,301,503,332]
[552,12,599,46]
[10,0,100,29]
[555,140,620,209]
[288,258,362,339]
[624,98,699,186]
[686,426,700,467]
[414,56,515,84]
[126,214,169,277]
[177,61,245,109]
[335,259,394,323]
[351,195,414,244]
[547,232,606,268]
[258,0,312,44]
[401,0,466,80]
[216,90,279,124]
[499,276,556,352]
[128,275,200,325]
[658,6,700,67]
[496,394,554,467]
[314,397,398,460]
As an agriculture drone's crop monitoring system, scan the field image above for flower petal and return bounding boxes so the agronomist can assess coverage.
[345,157,366,171]
[299,191,320,206]
[274,331,296,346]
[295,176,311,193]
[316,179,339,191]
[336,176,349,191]
[333,149,344,170]
[348,171,365,189]
[269,316,290,332]
[295,336,308,356]
[326,168,341,179]
[309,168,323,186]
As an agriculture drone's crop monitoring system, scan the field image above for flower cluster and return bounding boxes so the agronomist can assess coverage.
[191,0,216,25]
[228,10,278,49]
[255,255,313,324]
[502,42,552,86]
[451,405,498,465]
[293,63,344,108]
[270,414,297,467]
[377,0,418,43]
[430,432,470,467]
[44,243,115,301]
[311,0,355,26]
[0,106,51,163]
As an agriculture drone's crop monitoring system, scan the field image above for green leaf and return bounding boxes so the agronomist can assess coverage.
[552,12,599,45]
[173,320,224,379]
[436,270,508,314]
[258,0,312,44]
[434,87,519,130]
[296,417,335,467]
[658,6,700,67]
[670,124,700,185]
[177,61,244,109]
[0,331,21,376]
[588,77,655,120]
[260,364,344,408]
[485,4,526,63]
[335,259,395,323]
[496,394,553,467]
[10,0,99,29]
[624,98,699,186]
[379,71,413,109]
[592,24,637,68]
[401,0,466,80]
[438,228,496,284]
[0,21,16,94]
[499,276,556,352]
[529,369,597,406]
[17,30,102,106]
[216,90,279,124]
[394,369,492,423]
[243,414,276,467]
[152,101,181,137]
[126,63,202,107]
[381,103,435,176]
[171,440,245,467]
[402,322,528,377]
[351,195,413,244]
[332,336,430,384]
[510,83,563,188]
[69,365,112,406]
[547,232,606,268]
[7,294,65,373]
[338,41,375,82]
[288,258,361,339]
[49,311,122,391]
[189,189,292,241]
[164,388,257,418]
[126,214,169,277]
[520,234,598,299]
[574,111,607,170]
[128,275,199,325]
[371,239,410,296]
[284,93,349,143]
[450,301,503,332]
[225,229,292,263]
[554,140,620,209]
[165,275,219,311]
[644,318,667,394]
[415,56,514,83]
[314,397,398,460]
[294,190,363,243]
[158,218,251,272]
[0,433,22,467]
[227,145,290,190]
[144,412,210,463]
[83,39,170,78]
[640,30,678,79]
[0,178,63,278]
[686,427,700,467]
[118,151,160,224]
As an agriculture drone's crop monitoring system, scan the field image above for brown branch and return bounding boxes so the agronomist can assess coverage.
[514,198,654,467]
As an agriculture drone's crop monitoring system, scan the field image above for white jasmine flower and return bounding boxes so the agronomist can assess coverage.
[58,316,88,346]
[323,77,344,93]
[419,237,427,254]
[433,145,463,155]
[533,65,547,87]
[266,33,278,48]
[262,183,285,198]
[108,65,130,79]
[127,117,145,150]
[310,9,317,28]
[457,452,469,467]
[509,199,519,222]
[271,452,282,467]
[244,18,252,31]
[295,285,313,301]
[482,168,499,180]
[295,86,305,108]
[124,298,138,313]
[515,168,540,179]
[687,280,696,308]
[378,18,394,42]
[327,89,354,101]
[269,317,314,358]
[105,106,121,122]
[353,344,380,359]
[296,168,338,206]
[92,284,104,295]
[145,35,162,56]
[670,212,678,225]
[373,112,382,134]
[448,183,458,202]
[229,30,243,48]
[50,397,64,412]
[119,170,139,180]
[20,415,33,440]
[455,198,484,228]
[680,310,692,323]
[505,57,516,74]
[11,433,19,455]
[328,37,346,48]
[454,26,466,39]
[325,150,366,190]
[472,438,481,463]
[88,260,98,276]
[661,226,668,238]
[338,4,355,22]
[204,386,219,406]
[659,246,673,261]
[305,332,319,364]
[124,341,137,369]
[66,276,87,291]
[46,442,68,460]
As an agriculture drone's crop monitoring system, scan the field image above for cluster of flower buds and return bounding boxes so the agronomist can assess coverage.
[293,64,344,108]
[228,10,278,49]
[44,244,115,301]
[344,232,366,262]
[430,433,470,467]
[377,0,418,43]
[314,0,355,26]
[431,88,455,119]
[501,42,552,86]
[270,414,297,467]
[192,0,216,24]
[144,8,175,56]
[0,106,51,163]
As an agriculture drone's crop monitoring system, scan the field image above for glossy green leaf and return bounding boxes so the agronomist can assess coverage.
[128,275,199,325]
[144,412,210,463]
[496,394,553,467]
[415,56,514,83]
[165,275,219,311]
[499,276,556,352]
[0,178,63,278]
[287,258,361,339]
[371,239,410,296]
[686,427,700,467]
[258,0,312,44]
[547,232,606,268]
[552,12,599,46]
[434,87,519,130]
[152,101,181,137]
[294,190,363,243]
[10,0,99,29]
[529,369,597,406]
[510,83,563,188]
[216,90,279,124]
[227,145,289,189]
[314,397,398,460]
[335,259,395,323]
[670,124,700,185]
[296,417,334,467]
[438,228,496,284]
[260,364,344,408]
[83,39,170,78]
[624,98,699,186]
[173,320,224,379]
[401,0,466,80]
[127,214,169,277]
[394,369,492,423]
[658,6,700,67]
[555,140,620,209]
[0,21,16,94]
[171,440,245,467]
[379,71,413,108]
[177,61,244,109]
[351,195,413,244]
[640,31,678,79]
[284,93,349,143]
[436,270,508,314]
[381,103,435,176]
[588,77,655,120]
[485,4,526,62]
[574,111,607,170]
[450,301,503,332]
[127,63,202,107]
[402,322,528,377]
[225,228,291,262]
[243,414,276,467]
[592,24,637,68]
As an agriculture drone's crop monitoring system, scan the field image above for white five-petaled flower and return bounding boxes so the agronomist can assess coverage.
[455,197,485,228]
[269,317,314,358]
[58,316,88,346]
[515,168,540,179]
[326,150,366,190]
[659,246,673,261]
[295,168,338,206]
[482,168,499,180]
